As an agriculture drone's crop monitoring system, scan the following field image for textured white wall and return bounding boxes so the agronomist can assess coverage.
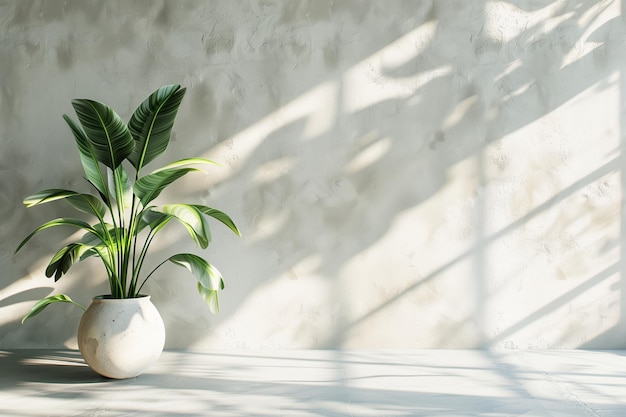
[1,0,625,349]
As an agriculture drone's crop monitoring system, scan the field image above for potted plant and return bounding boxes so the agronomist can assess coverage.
[15,84,240,379]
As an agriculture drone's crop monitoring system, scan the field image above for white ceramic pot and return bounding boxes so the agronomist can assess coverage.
[77,295,165,379]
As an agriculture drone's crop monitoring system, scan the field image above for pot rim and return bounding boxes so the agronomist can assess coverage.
[92,294,151,301]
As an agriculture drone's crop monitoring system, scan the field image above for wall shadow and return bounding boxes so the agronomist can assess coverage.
[0,0,624,349]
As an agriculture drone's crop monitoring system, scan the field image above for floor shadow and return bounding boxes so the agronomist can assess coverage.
[0,350,106,386]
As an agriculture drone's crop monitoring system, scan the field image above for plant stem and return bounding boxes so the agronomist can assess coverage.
[113,167,127,297]
[131,227,156,296]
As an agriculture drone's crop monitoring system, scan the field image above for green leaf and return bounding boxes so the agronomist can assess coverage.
[45,242,94,281]
[157,204,211,248]
[193,205,241,237]
[23,189,106,218]
[168,253,224,313]
[62,115,110,205]
[137,208,173,234]
[128,84,186,172]
[133,158,221,207]
[197,283,220,314]
[71,99,134,169]
[66,195,107,218]
[78,248,103,262]
[151,157,219,173]
[15,218,97,254]
[80,223,114,245]
[134,167,202,206]
[22,294,84,324]
[107,165,133,209]
[23,189,75,207]
[169,253,224,291]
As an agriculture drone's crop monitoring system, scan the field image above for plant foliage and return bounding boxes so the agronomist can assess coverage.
[17,84,240,321]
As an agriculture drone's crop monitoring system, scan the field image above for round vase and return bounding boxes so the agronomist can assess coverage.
[77,295,165,379]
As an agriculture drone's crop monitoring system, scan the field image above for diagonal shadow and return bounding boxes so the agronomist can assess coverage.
[0,350,105,386]
[0,0,623,351]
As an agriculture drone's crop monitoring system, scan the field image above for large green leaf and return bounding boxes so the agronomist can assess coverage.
[157,204,211,248]
[63,115,110,204]
[151,157,219,173]
[197,283,221,314]
[192,205,241,236]
[169,253,224,312]
[138,208,173,235]
[66,195,107,218]
[128,84,186,172]
[71,99,134,169]
[79,247,105,263]
[107,165,133,209]
[134,167,202,206]
[15,218,97,254]
[23,189,106,218]
[45,242,96,281]
[169,253,223,291]
[21,294,84,324]
[80,223,115,246]
[133,158,219,206]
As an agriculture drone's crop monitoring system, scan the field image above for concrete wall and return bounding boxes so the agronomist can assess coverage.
[1,0,625,349]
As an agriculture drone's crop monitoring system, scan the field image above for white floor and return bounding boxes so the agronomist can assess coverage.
[0,350,625,417]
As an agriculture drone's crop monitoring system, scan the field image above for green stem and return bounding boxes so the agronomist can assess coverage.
[93,177,120,297]
[126,195,141,296]
[130,228,156,296]
[92,202,118,295]
[113,167,127,297]
[95,247,123,297]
